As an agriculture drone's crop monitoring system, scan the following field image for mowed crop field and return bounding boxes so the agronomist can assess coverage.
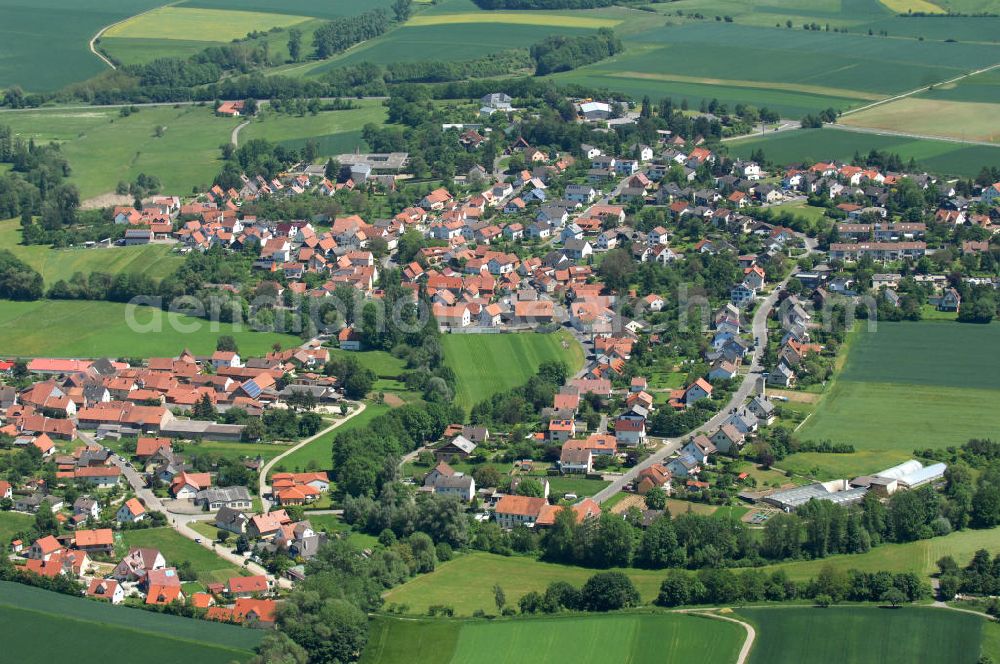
[361,613,744,664]
[0,218,182,284]
[728,127,1000,177]
[239,102,387,158]
[738,607,984,664]
[0,300,298,358]
[441,331,585,411]
[120,527,246,585]
[0,105,237,199]
[0,0,165,91]
[798,322,1000,458]
[386,528,1000,615]
[0,581,259,663]
[103,6,312,42]
[842,96,1000,143]
[557,17,1000,117]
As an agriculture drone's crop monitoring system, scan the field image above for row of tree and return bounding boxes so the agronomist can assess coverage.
[530,29,624,76]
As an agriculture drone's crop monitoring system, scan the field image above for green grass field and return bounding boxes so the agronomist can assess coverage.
[842,96,1000,143]
[0,0,166,91]
[272,403,391,474]
[239,102,387,158]
[120,527,245,585]
[386,527,1000,615]
[442,331,585,411]
[558,15,1000,116]
[728,127,1000,178]
[103,6,311,42]
[738,606,983,664]
[362,613,744,664]
[798,322,1000,465]
[0,218,182,284]
[180,0,394,20]
[0,511,33,546]
[0,299,298,358]
[0,583,257,663]
[1,105,237,199]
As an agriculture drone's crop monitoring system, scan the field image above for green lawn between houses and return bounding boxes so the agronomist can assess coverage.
[738,606,985,664]
[0,511,33,547]
[385,527,1000,615]
[119,527,247,585]
[271,402,391,475]
[441,330,586,412]
[793,321,1000,473]
[0,218,183,285]
[0,581,260,663]
[360,612,744,664]
[0,299,299,358]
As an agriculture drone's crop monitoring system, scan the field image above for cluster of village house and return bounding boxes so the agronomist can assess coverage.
[0,345,335,445]
[14,521,279,626]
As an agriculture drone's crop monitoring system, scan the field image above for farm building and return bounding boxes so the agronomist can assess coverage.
[875,459,947,490]
[763,480,867,512]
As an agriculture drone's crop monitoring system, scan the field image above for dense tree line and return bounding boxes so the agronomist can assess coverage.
[473,0,615,8]
[343,482,471,548]
[313,10,391,59]
[0,250,43,300]
[530,29,623,76]
[655,565,928,607]
[331,402,461,496]
[938,549,1000,599]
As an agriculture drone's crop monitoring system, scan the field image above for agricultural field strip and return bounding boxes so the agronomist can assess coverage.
[103,6,313,42]
[406,12,620,28]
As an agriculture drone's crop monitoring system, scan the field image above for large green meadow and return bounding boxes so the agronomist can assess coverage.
[0,218,182,284]
[797,321,1000,469]
[728,127,1000,177]
[239,102,387,157]
[361,613,744,664]
[0,0,165,91]
[0,581,259,663]
[0,299,298,358]
[441,331,585,411]
[120,527,246,585]
[738,606,984,664]
[0,105,237,199]
[385,527,1000,615]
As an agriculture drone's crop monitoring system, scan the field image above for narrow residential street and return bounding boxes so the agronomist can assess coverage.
[258,401,367,511]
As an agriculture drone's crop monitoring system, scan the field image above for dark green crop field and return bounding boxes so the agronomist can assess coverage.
[728,128,1000,178]
[0,0,165,90]
[0,581,261,661]
[361,613,744,664]
[739,606,984,664]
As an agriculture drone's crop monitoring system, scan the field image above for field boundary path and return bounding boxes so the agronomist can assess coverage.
[231,120,250,147]
[677,609,756,664]
[258,402,367,510]
[840,61,1000,118]
[89,2,180,70]
[823,123,1000,148]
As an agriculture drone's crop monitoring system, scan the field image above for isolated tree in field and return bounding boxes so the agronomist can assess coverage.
[217,529,231,544]
[287,28,302,62]
[493,583,506,613]
[580,572,640,611]
[216,335,238,352]
[881,588,906,608]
